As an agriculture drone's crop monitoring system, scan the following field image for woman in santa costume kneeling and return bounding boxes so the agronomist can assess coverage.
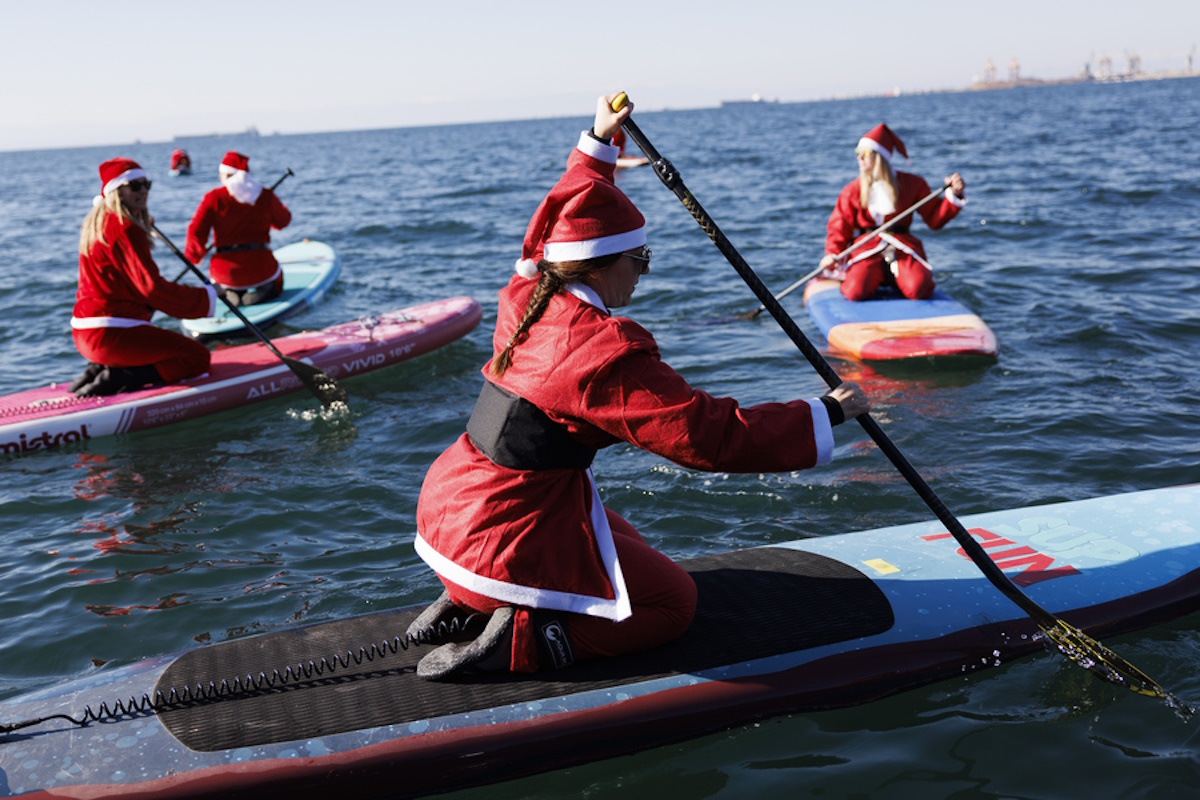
[819,123,967,301]
[185,151,291,307]
[70,158,216,397]
[408,94,870,680]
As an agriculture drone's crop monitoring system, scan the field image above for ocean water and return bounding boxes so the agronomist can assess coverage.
[2,76,1200,798]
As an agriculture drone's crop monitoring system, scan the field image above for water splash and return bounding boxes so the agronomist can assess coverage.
[287,399,352,424]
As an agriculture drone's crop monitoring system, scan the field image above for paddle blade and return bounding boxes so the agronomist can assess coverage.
[1040,618,1193,716]
[284,357,348,406]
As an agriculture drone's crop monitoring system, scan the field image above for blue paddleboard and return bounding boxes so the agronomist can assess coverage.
[803,277,997,361]
[2,484,1198,798]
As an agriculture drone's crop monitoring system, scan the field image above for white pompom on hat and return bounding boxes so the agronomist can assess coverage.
[857,124,909,163]
[515,258,541,279]
[515,132,646,279]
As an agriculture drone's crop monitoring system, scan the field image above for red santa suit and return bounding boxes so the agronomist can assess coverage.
[415,131,838,672]
[826,124,966,301]
[184,151,290,293]
[73,160,216,384]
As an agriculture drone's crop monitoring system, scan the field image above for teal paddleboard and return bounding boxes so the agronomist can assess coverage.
[181,239,340,340]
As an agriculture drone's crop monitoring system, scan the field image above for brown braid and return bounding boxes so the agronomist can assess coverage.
[490,254,621,376]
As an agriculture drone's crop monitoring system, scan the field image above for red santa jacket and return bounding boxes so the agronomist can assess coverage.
[825,172,964,261]
[73,212,215,326]
[184,187,290,288]
[415,276,834,621]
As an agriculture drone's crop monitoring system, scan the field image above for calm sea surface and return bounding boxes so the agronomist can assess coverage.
[2,77,1200,798]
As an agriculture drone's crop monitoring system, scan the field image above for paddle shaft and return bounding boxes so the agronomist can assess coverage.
[616,113,1057,627]
[151,223,347,407]
[155,224,296,362]
[171,169,294,282]
[750,182,951,317]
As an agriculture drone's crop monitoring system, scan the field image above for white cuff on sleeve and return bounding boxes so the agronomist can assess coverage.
[575,131,619,164]
[205,285,218,317]
[805,398,835,465]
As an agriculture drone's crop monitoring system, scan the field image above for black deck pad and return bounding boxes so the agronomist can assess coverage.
[157,546,893,751]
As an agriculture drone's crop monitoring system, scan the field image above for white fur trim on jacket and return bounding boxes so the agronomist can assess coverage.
[70,316,151,329]
[879,232,934,270]
[413,468,633,621]
[564,281,605,311]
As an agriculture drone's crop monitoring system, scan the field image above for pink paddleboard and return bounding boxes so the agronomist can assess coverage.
[0,296,481,457]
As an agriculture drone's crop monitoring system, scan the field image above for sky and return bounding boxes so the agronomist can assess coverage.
[1,0,1196,152]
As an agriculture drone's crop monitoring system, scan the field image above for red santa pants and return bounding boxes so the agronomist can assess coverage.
[73,325,211,385]
[444,509,698,672]
[209,251,280,290]
[841,252,934,301]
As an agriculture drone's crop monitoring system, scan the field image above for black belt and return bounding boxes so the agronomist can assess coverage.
[216,243,270,254]
[466,380,597,471]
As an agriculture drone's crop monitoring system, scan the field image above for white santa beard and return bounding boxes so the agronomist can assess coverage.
[867,182,896,226]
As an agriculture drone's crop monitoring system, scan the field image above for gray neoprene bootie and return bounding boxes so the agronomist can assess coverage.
[405,591,471,642]
[416,606,515,680]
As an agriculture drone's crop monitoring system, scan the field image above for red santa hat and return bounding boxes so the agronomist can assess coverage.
[98,157,147,197]
[857,124,908,163]
[219,151,250,176]
[515,137,645,279]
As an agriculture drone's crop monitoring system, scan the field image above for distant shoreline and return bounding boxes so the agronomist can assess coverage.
[965,67,1197,93]
[854,67,1198,101]
[6,72,1197,156]
[721,68,1198,106]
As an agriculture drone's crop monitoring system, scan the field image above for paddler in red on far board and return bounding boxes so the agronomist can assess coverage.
[169,148,191,174]
[184,151,291,307]
[407,93,871,680]
[819,124,966,301]
[69,158,217,398]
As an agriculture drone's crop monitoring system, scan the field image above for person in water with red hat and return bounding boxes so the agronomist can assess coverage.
[184,151,291,307]
[407,93,870,680]
[70,158,217,397]
[819,124,967,301]
[169,148,191,175]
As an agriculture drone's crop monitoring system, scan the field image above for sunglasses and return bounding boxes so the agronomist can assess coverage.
[125,180,152,192]
[855,150,873,159]
[625,246,652,267]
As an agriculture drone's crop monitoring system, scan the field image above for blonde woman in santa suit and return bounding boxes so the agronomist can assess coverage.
[70,158,217,398]
[184,151,291,307]
[408,94,870,680]
[819,124,967,301]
